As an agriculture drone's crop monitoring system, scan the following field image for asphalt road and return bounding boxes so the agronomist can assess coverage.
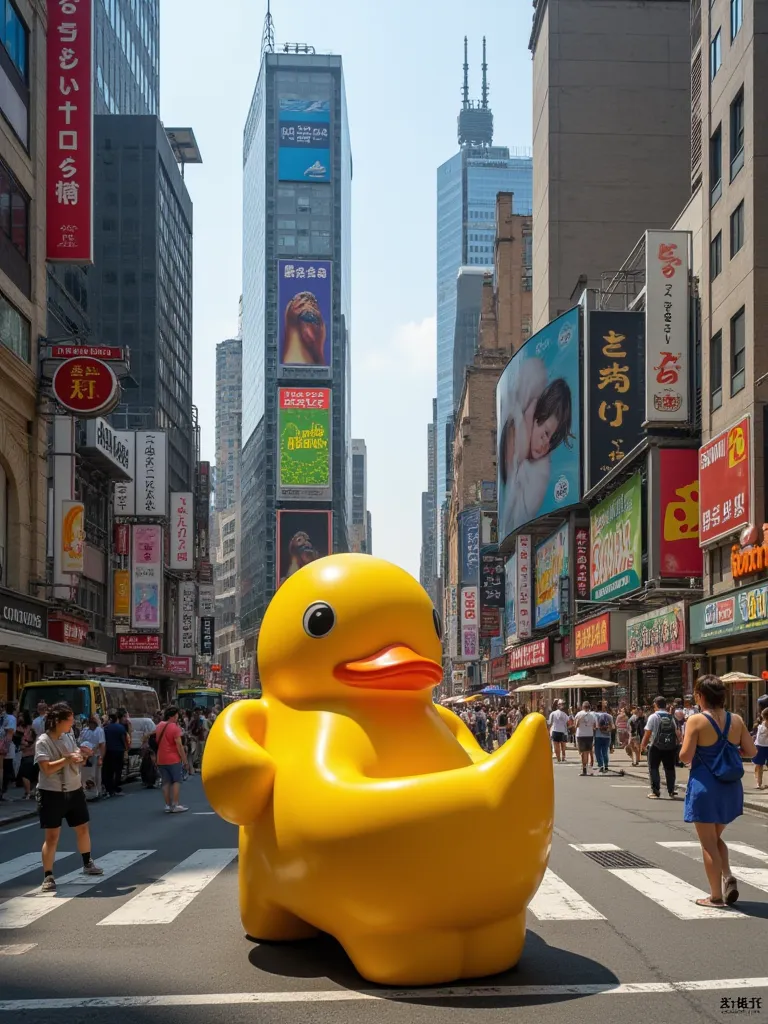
[1,757,768,1024]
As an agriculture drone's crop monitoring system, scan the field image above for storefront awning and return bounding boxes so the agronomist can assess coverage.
[0,627,107,667]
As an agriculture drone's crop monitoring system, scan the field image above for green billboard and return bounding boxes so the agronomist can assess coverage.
[590,473,642,601]
[277,388,331,501]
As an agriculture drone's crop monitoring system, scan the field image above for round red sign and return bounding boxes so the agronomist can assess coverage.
[52,357,120,417]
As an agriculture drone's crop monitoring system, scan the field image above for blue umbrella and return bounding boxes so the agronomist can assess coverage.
[481,686,509,696]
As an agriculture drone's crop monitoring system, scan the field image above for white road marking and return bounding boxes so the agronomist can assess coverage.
[0,850,154,930]
[0,944,36,956]
[193,812,216,815]
[609,867,746,919]
[569,843,621,852]
[658,841,768,895]
[610,785,647,789]
[3,978,768,1009]
[0,823,36,834]
[529,869,605,920]
[0,852,73,887]
[97,849,237,925]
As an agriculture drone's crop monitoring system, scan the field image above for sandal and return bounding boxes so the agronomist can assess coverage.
[695,897,727,909]
[723,877,739,905]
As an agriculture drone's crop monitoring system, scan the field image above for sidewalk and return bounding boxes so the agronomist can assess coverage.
[0,796,37,828]
[606,756,768,815]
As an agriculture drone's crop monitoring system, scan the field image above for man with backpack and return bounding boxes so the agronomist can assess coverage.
[640,696,682,799]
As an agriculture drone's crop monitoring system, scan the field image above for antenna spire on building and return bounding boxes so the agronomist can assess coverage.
[462,36,469,110]
[262,0,275,57]
[481,36,489,109]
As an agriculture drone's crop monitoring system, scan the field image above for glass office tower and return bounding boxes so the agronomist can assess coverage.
[240,52,352,643]
[435,147,533,504]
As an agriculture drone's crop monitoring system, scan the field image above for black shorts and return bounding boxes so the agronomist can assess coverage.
[37,787,90,830]
[551,732,568,743]
[577,736,594,752]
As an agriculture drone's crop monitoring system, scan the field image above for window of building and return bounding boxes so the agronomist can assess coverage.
[730,88,745,179]
[710,330,722,411]
[1,0,28,81]
[710,125,722,206]
[730,200,744,257]
[0,157,28,259]
[730,306,745,395]
[710,231,722,279]
[731,0,743,40]
[0,289,30,362]
[710,30,722,79]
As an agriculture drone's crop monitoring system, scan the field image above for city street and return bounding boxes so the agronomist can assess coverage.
[2,762,768,1023]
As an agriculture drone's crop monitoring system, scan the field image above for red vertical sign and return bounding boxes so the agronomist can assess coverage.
[47,0,94,263]
[575,528,590,599]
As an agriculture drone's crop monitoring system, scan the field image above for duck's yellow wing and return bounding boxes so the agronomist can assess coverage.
[202,700,275,825]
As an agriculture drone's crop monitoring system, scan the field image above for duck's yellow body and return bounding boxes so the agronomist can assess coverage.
[202,554,553,986]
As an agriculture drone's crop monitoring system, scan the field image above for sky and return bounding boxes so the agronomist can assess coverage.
[159,0,534,580]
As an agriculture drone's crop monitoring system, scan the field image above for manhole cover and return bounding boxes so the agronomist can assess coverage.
[583,850,655,869]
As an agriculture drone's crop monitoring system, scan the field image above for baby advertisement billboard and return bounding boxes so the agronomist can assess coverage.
[497,307,581,545]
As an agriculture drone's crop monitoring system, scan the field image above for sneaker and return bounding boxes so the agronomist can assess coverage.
[40,876,56,894]
[647,793,660,800]
[171,804,189,814]
[164,804,172,814]
[82,860,104,876]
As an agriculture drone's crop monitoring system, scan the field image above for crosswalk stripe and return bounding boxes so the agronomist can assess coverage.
[569,843,620,852]
[658,841,768,895]
[529,869,605,920]
[0,850,154,930]
[97,849,237,926]
[0,853,72,887]
[0,944,36,956]
[608,867,746,919]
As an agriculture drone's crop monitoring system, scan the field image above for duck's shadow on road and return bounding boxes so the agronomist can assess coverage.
[247,931,618,1008]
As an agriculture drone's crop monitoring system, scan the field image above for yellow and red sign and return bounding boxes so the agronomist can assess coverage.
[698,416,751,546]
[659,449,703,578]
[61,501,85,573]
[113,569,130,618]
[52,357,120,416]
[574,613,611,659]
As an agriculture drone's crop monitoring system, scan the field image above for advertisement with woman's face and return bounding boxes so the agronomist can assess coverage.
[496,307,582,545]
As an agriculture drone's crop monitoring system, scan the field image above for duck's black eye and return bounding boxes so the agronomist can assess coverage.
[303,602,336,638]
[433,609,442,640]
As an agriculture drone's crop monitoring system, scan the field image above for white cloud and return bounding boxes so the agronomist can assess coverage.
[361,316,436,378]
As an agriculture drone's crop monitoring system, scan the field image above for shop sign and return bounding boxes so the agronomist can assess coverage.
[590,473,642,601]
[509,638,550,672]
[113,569,130,617]
[135,432,168,517]
[52,358,120,417]
[480,606,500,638]
[698,416,751,546]
[162,655,193,676]
[131,525,163,630]
[657,449,702,578]
[61,501,85,573]
[490,656,508,682]
[114,523,130,556]
[689,587,768,643]
[730,524,768,581]
[574,613,611,659]
[0,588,48,637]
[626,601,686,662]
[200,617,214,656]
[517,535,532,639]
[113,432,136,516]
[117,633,161,653]
[177,581,196,657]
[459,508,481,586]
[169,493,193,569]
[460,586,479,662]
[480,547,504,609]
[51,345,125,361]
[575,528,589,599]
[644,229,690,424]
[198,584,216,617]
[535,525,569,628]
[81,419,132,478]
[48,614,88,647]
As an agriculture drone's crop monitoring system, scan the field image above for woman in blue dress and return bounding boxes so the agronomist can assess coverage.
[680,675,757,909]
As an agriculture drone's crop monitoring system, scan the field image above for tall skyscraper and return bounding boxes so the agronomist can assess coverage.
[92,116,196,493]
[435,38,533,511]
[240,44,352,646]
[215,339,243,512]
[47,0,160,337]
[350,439,370,553]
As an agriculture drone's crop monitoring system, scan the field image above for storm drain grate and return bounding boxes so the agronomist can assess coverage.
[583,850,655,869]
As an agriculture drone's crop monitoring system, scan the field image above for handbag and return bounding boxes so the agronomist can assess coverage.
[702,712,744,783]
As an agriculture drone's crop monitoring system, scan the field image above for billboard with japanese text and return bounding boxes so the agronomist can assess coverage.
[459,507,481,586]
[645,230,690,424]
[535,525,569,628]
[504,555,516,644]
[698,416,751,546]
[480,547,505,609]
[590,474,642,601]
[278,98,330,183]
[585,310,645,491]
[47,0,93,262]
[276,511,332,588]
[131,525,163,630]
[169,493,193,570]
[497,307,581,544]
[460,586,479,661]
[277,388,331,501]
[278,260,332,372]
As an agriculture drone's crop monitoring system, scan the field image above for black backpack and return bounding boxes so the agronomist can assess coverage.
[652,712,678,751]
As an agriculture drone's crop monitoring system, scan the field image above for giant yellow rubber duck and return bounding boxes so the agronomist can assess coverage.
[202,554,553,986]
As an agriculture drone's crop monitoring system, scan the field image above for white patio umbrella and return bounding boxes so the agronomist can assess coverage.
[720,671,762,684]
[539,674,620,690]
[512,683,548,693]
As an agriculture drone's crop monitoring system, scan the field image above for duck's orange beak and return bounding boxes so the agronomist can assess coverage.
[334,644,443,690]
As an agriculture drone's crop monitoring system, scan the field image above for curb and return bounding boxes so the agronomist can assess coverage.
[0,776,143,830]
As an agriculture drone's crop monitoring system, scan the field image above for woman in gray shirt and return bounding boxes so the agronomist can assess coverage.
[34,703,103,894]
